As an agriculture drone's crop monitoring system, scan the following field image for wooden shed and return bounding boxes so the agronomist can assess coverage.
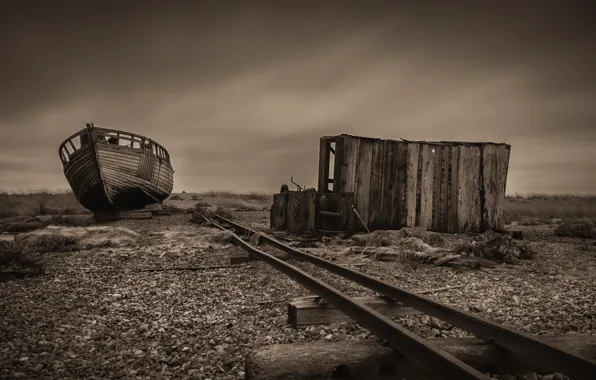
[317,134,511,233]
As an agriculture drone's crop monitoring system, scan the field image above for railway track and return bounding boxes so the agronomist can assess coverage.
[199,213,596,380]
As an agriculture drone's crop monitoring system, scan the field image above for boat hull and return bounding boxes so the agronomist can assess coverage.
[60,125,174,212]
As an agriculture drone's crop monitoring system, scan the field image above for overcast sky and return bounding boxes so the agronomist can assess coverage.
[1,1,595,194]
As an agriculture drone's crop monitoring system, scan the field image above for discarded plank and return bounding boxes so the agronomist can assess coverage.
[230,255,258,265]
[245,334,596,380]
[418,284,463,294]
[287,295,421,328]
[93,210,152,221]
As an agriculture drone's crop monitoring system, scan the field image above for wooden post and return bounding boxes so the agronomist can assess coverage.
[333,137,344,193]
[245,334,596,380]
[306,190,317,235]
[318,137,331,193]
[270,193,288,230]
[287,191,308,235]
[287,296,421,328]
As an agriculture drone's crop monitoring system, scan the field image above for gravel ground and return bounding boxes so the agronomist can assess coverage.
[1,211,595,380]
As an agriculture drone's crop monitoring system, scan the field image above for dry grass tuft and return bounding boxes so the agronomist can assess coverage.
[352,228,445,248]
[554,219,596,239]
[0,240,44,281]
[214,205,233,219]
[0,190,89,218]
[14,225,140,254]
[207,230,235,245]
[167,190,271,212]
[455,231,535,263]
[0,215,94,233]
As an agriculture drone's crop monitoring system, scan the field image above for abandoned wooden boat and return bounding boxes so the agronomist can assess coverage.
[58,123,174,212]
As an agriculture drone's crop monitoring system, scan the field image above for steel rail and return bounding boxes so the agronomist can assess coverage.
[212,213,596,380]
[200,214,489,380]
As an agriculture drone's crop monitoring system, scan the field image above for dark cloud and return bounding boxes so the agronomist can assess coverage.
[0,1,595,193]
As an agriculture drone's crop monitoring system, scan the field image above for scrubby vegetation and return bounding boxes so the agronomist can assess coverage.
[0,240,44,281]
[0,190,88,218]
[0,190,271,218]
[554,218,596,239]
[0,215,94,233]
[454,231,535,263]
[167,191,271,212]
[504,194,596,224]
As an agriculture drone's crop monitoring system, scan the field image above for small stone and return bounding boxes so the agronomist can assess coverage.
[112,293,122,298]
[182,346,190,352]
[429,318,442,329]
[12,373,27,379]
[324,334,333,340]
[431,329,441,337]
[134,349,144,357]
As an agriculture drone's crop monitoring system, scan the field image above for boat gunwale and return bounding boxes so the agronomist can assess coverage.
[59,124,172,165]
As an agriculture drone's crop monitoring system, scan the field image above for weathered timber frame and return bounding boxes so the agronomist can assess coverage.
[318,134,511,233]
[270,189,355,236]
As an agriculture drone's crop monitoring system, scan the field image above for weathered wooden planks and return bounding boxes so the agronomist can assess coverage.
[287,296,421,328]
[405,143,420,228]
[457,145,482,232]
[332,137,344,192]
[286,191,309,234]
[60,124,175,213]
[495,145,511,229]
[354,138,374,228]
[449,145,460,233]
[270,193,288,230]
[340,136,360,194]
[368,140,385,229]
[324,134,510,233]
[418,145,436,229]
[317,137,331,192]
[245,334,596,380]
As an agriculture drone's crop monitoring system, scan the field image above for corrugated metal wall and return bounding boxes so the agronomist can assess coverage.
[328,134,510,233]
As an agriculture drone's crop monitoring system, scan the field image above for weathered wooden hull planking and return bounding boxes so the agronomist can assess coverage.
[59,123,174,212]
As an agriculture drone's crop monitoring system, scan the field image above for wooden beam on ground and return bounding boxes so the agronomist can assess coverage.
[93,210,152,221]
[245,334,596,380]
[230,255,257,265]
[287,295,422,328]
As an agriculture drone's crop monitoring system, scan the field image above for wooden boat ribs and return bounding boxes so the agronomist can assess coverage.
[58,123,174,212]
